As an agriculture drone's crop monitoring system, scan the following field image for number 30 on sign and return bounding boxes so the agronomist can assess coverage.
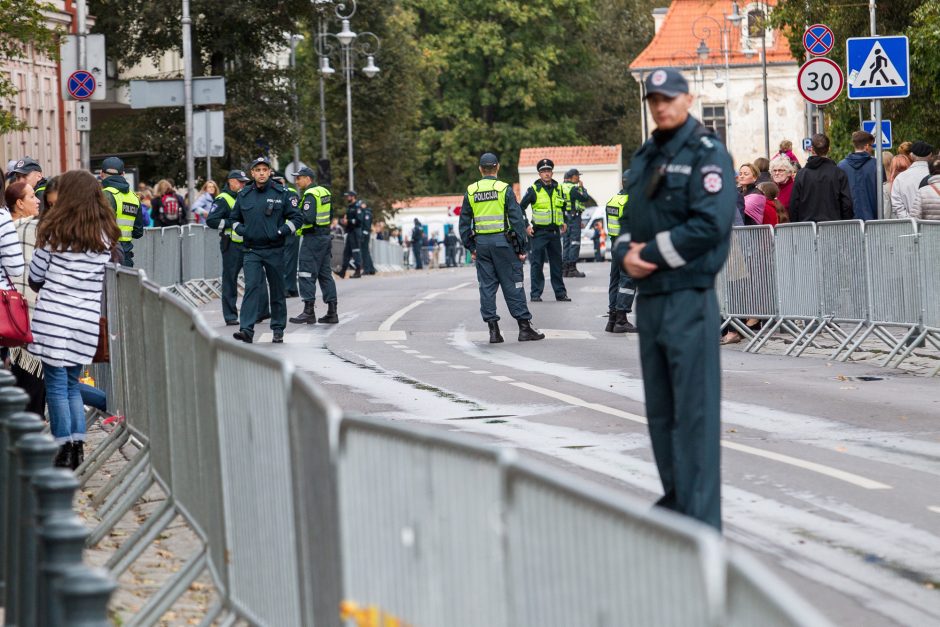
[798,57,845,105]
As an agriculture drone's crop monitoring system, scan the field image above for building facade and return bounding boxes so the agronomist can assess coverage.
[518,145,624,208]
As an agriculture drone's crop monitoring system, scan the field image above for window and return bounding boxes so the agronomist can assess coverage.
[702,104,727,144]
[741,3,774,49]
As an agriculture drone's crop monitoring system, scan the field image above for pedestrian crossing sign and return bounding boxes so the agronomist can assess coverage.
[846,36,909,100]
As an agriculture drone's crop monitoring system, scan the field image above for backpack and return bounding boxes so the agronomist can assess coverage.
[160,193,180,221]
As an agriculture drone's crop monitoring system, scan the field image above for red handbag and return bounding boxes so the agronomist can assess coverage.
[0,269,33,348]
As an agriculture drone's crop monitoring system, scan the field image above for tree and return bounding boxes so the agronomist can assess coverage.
[0,0,58,135]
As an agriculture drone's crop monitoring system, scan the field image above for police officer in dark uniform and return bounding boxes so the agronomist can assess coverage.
[288,166,339,325]
[359,201,376,274]
[338,190,363,278]
[274,171,302,297]
[9,157,47,201]
[561,168,590,278]
[443,227,458,267]
[519,158,570,302]
[618,68,735,531]
[411,218,424,269]
[206,169,257,325]
[604,170,637,334]
[99,156,145,267]
[229,156,303,344]
[459,153,544,343]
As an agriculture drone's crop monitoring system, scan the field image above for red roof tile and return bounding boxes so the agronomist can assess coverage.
[392,195,464,210]
[630,0,795,71]
[518,145,622,169]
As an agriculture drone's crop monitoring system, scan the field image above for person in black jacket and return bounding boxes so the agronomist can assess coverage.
[789,133,854,223]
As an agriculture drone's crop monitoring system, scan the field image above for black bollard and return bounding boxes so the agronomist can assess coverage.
[15,432,58,627]
[3,410,43,620]
[0,382,29,604]
[58,565,116,627]
[36,512,88,627]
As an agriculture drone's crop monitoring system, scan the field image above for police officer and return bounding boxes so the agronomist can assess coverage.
[274,171,302,297]
[337,190,363,278]
[618,68,735,531]
[206,169,256,325]
[560,168,590,278]
[229,157,303,344]
[8,157,47,200]
[459,153,544,343]
[411,218,424,269]
[605,170,636,334]
[288,166,339,325]
[519,158,570,302]
[100,156,145,267]
[359,200,376,274]
[444,227,458,267]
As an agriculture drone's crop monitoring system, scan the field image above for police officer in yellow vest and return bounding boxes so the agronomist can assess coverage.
[519,158,570,302]
[288,166,339,325]
[561,168,591,278]
[99,156,144,267]
[459,153,544,343]
[605,170,636,334]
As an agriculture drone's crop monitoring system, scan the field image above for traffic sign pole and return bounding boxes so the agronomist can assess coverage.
[76,0,89,170]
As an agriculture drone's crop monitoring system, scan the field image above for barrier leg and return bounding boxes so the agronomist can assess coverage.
[87,472,154,547]
[127,550,207,627]
[829,321,867,361]
[196,600,225,627]
[879,326,919,368]
[890,328,929,368]
[744,317,781,353]
[92,445,150,507]
[105,498,176,577]
[77,424,130,487]
[97,452,151,516]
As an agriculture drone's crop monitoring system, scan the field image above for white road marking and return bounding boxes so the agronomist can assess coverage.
[490,375,515,382]
[469,370,491,375]
[384,340,397,345]
[448,364,469,370]
[416,355,433,360]
[928,506,940,515]
[402,349,420,354]
[431,360,449,365]
[391,344,407,349]
[447,281,474,291]
[510,382,647,424]
[357,330,407,341]
[378,300,425,331]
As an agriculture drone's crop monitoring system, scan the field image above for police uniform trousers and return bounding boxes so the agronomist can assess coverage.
[607,237,636,312]
[412,241,423,269]
[529,228,567,299]
[360,231,376,273]
[636,287,722,531]
[445,244,456,267]
[221,238,269,324]
[283,234,301,293]
[298,231,338,304]
[119,241,134,268]
[239,246,287,339]
[563,213,581,264]
[475,233,531,322]
[340,230,362,274]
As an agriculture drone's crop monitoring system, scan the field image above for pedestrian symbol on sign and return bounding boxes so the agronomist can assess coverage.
[853,44,905,88]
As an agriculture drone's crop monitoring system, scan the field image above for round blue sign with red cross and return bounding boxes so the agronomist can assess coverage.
[803,24,835,57]
[67,70,96,100]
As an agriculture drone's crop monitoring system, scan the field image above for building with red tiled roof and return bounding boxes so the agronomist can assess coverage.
[518,145,623,210]
[630,1,807,164]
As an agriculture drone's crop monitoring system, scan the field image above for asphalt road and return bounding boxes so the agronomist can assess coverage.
[201,262,940,627]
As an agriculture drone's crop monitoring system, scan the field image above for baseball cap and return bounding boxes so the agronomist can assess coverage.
[536,158,555,172]
[100,156,124,174]
[11,157,42,175]
[249,156,272,169]
[291,166,317,178]
[564,168,580,178]
[479,153,499,167]
[226,169,250,182]
[911,141,934,157]
[644,68,690,99]
[344,190,357,197]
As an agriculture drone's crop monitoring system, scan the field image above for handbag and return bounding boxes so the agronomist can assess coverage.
[0,268,33,347]
[93,316,109,363]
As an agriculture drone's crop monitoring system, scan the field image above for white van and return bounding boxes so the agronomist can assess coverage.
[578,206,611,260]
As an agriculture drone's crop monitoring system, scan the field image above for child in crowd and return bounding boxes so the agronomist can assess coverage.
[776,140,800,169]
[756,181,787,225]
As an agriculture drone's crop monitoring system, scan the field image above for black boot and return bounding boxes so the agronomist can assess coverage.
[488,320,504,344]
[289,301,317,324]
[517,319,545,341]
[612,310,637,333]
[570,263,586,278]
[54,442,72,468]
[318,301,339,324]
[351,268,362,278]
[70,441,84,470]
[562,262,572,277]
[605,310,617,333]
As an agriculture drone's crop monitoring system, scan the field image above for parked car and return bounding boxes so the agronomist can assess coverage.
[578,206,611,260]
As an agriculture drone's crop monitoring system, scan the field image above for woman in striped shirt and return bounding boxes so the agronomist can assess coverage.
[28,170,121,469]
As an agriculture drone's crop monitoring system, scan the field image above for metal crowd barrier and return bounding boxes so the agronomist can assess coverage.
[721,219,939,374]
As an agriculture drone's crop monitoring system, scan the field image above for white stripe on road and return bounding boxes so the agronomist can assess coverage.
[447,281,474,291]
[402,349,420,354]
[378,300,426,331]
[490,375,515,382]
[928,506,940,515]
[431,360,449,365]
[510,382,647,424]
[448,364,469,370]
[469,370,491,375]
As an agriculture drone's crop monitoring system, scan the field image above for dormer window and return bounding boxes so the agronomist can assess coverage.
[742,3,774,49]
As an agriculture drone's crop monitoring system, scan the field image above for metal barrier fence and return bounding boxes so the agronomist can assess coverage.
[722,219,940,374]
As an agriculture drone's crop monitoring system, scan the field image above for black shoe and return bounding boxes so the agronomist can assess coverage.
[517,319,545,341]
[256,313,271,323]
[530,296,542,302]
[289,301,317,324]
[70,441,84,470]
[612,310,637,334]
[562,263,572,278]
[273,332,284,343]
[335,269,346,279]
[488,320,504,344]
[556,294,571,302]
[570,264,586,278]
[287,290,299,298]
[351,270,362,278]
[605,310,617,333]
[54,442,72,468]
[233,330,252,344]
[225,320,239,327]
[318,301,339,324]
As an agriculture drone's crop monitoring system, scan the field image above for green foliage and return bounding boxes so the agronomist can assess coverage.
[0,0,59,135]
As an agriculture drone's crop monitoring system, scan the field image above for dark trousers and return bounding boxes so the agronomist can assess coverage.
[283,234,300,293]
[607,238,635,312]
[412,242,423,269]
[360,231,375,273]
[239,247,287,339]
[298,233,337,304]
[120,241,134,268]
[445,244,456,267]
[340,231,362,274]
[529,228,566,299]
[563,214,581,264]
[221,240,268,323]
[636,288,722,531]
[475,235,530,322]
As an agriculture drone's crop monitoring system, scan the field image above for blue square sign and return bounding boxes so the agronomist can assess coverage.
[846,36,909,99]
[862,120,892,149]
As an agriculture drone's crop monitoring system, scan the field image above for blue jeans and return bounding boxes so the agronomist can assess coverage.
[45,364,86,444]
[79,383,107,412]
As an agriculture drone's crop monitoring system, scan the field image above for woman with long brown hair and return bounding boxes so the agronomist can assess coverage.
[28,170,121,469]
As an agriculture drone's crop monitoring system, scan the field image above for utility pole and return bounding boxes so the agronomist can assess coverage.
[871,0,884,220]
[182,0,195,207]
[319,19,328,160]
[76,0,89,170]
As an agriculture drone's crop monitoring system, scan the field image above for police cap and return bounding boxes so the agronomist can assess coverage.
[11,157,42,175]
[479,153,499,168]
[344,190,357,197]
[291,166,317,179]
[100,157,124,175]
[226,169,250,182]
[536,158,554,172]
[643,68,689,99]
[564,168,580,178]
[249,156,272,169]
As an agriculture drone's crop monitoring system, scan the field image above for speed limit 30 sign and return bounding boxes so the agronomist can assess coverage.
[798,57,844,105]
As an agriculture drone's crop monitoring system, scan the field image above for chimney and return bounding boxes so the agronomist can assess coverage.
[653,7,669,35]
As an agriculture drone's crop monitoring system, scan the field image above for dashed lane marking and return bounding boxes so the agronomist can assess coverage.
[416,355,433,359]
[927,506,940,515]
[431,360,449,365]
[490,375,515,382]
[447,281,474,291]
[448,364,469,370]
[402,349,420,354]
[469,370,491,375]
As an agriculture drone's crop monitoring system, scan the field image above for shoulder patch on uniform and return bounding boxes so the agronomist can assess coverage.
[290,196,298,207]
[702,171,723,194]
[700,136,715,150]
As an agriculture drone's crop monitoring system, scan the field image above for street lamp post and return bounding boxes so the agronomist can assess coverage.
[691,3,744,152]
[289,33,304,176]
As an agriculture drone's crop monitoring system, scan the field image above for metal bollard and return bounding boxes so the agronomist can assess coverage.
[0,378,27,603]
[15,432,58,627]
[3,409,43,617]
[59,565,116,627]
